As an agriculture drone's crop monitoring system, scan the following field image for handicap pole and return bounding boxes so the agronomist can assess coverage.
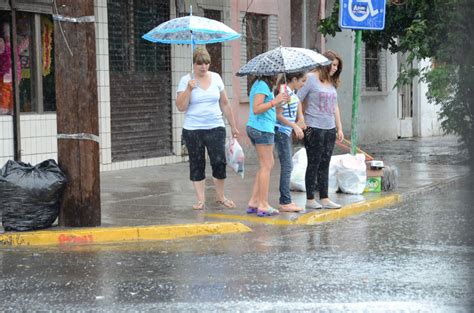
[350,30,362,155]
[339,0,386,155]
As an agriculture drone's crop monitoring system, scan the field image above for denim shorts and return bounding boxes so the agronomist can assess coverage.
[246,126,274,145]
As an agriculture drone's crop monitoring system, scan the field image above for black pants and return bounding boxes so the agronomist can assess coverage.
[182,127,227,181]
[303,127,336,200]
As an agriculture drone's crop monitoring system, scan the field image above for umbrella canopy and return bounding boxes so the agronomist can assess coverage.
[142,15,241,45]
[236,46,331,76]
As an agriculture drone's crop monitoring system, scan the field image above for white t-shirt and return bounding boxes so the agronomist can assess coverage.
[177,71,225,130]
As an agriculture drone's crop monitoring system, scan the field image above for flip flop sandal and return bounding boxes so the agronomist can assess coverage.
[216,198,236,209]
[192,201,205,210]
[246,206,258,214]
[257,207,280,217]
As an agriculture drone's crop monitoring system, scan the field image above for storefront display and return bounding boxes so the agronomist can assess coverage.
[0,19,13,114]
[0,11,55,114]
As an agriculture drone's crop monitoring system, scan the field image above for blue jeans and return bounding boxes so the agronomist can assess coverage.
[275,130,293,205]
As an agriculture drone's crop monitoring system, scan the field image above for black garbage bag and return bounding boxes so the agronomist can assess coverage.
[0,159,67,231]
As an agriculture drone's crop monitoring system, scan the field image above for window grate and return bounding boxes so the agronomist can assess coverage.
[245,13,268,91]
[204,9,222,77]
[108,0,173,161]
[108,0,170,73]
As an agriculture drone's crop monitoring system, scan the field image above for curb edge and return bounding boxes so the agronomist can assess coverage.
[296,194,402,225]
[0,222,252,247]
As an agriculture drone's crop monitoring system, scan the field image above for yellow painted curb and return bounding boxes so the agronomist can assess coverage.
[296,194,402,225]
[0,222,252,247]
[205,213,295,226]
[206,194,402,226]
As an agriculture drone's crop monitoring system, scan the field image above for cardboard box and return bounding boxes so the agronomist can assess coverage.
[367,168,383,177]
[366,161,384,177]
[365,176,382,192]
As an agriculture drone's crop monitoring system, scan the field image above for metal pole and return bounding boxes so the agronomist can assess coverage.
[350,30,362,155]
[190,5,194,75]
[10,0,21,161]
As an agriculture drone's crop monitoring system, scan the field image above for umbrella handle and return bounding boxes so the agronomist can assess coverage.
[191,31,194,75]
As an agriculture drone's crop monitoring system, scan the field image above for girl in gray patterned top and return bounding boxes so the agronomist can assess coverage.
[297,50,344,210]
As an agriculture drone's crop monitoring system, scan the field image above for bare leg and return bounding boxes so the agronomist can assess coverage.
[0,208,3,233]
[192,179,206,209]
[248,170,260,208]
[213,177,236,208]
[255,144,274,210]
[213,177,225,201]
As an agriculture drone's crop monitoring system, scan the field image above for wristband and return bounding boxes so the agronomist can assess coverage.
[269,100,275,107]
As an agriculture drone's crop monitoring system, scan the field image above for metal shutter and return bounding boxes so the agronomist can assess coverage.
[12,0,53,14]
[0,0,10,10]
[108,0,172,161]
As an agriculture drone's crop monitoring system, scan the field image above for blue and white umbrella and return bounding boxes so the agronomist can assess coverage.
[142,6,240,46]
[142,15,241,45]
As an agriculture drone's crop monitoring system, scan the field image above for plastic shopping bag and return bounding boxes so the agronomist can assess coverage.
[291,148,341,192]
[335,153,367,194]
[225,138,245,178]
[328,154,345,193]
[290,148,307,191]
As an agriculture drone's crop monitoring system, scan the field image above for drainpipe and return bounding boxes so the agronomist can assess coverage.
[319,0,326,53]
[302,0,307,47]
[9,0,21,161]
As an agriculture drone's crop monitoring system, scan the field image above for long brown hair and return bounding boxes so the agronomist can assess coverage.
[248,75,277,95]
[318,50,343,88]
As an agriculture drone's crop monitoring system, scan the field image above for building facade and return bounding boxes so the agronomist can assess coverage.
[0,0,443,170]
[323,0,442,143]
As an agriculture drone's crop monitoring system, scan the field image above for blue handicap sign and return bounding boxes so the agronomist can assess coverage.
[340,0,386,30]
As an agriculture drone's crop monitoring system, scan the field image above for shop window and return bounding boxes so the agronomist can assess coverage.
[17,13,34,112]
[0,12,15,115]
[0,11,55,114]
[41,16,55,112]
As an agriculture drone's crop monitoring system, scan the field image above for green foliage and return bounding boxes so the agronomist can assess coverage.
[318,1,340,37]
[319,0,474,160]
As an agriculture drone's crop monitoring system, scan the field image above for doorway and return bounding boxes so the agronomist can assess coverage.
[397,53,413,138]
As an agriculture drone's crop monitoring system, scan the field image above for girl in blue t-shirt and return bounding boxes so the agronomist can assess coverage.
[246,76,289,217]
[274,72,307,212]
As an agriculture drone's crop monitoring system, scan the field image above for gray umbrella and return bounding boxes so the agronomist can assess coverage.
[236,46,331,76]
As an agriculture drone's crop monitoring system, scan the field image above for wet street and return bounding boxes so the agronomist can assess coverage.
[1,176,473,311]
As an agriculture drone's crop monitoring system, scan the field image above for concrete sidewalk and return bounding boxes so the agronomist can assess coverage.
[1,136,470,246]
[99,135,469,225]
